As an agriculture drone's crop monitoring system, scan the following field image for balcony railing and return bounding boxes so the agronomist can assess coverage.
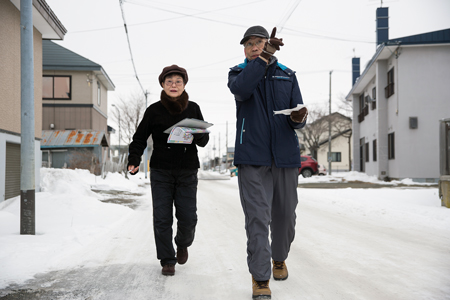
[358,111,365,123]
[363,105,369,116]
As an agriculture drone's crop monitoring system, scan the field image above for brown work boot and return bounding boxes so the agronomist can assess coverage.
[177,247,188,265]
[252,276,271,299]
[272,260,288,281]
[161,264,175,276]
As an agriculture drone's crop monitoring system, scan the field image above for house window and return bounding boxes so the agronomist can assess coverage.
[358,94,365,123]
[359,94,365,114]
[43,75,71,100]
[359,138,365,172]
[365,143,369,162]
[364,96,369,116]
[327,152,341,162]
[371,87,376,110]
[97,81,101,106]
[388,132,395,159]
[385,68,394,98]
[373,139,377,162]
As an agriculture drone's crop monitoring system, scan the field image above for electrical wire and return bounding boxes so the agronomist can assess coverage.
[118,0,146,96]
[283,27,375,43]
[277,0,303,34]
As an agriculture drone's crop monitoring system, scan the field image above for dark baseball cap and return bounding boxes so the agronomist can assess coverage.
[240,25,269,45]
[158,64,188,86]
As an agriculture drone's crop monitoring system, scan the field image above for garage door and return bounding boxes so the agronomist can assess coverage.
[5,142,21,200]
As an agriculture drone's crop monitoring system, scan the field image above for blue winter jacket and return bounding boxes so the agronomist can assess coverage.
[228,56,306,168]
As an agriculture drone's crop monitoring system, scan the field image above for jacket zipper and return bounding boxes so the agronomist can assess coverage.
[240,118,245,144]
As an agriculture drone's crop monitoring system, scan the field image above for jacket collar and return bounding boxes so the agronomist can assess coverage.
[237,56,287,71]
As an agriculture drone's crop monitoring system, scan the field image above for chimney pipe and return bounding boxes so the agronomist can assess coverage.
[376,7,389,45]
[352,57,360,85]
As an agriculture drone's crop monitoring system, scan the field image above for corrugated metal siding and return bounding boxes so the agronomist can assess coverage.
[41,130,108,147]
[5,143,20,200]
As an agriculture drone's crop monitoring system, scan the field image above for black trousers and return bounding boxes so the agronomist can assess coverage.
[150,168,198,266]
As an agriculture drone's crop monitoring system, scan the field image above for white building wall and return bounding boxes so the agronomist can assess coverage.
[386,54,400,178]
[318,135,352,172]
[395,45,450,181]
[376,60,389,179]
[352,94,361,172]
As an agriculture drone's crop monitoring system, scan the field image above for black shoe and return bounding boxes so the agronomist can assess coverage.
[177,247,188,265]
[162,264,175,276]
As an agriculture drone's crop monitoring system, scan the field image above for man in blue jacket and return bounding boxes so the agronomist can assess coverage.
[228,25,308,300]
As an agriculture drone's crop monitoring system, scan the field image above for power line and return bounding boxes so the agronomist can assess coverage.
[118,0,146,96]
[282,27,375,43]
[277,0,303,34]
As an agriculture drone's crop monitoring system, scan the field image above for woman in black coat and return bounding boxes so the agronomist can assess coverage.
[127,65,209,276]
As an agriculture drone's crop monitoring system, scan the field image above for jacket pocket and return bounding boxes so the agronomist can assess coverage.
[271,76,293,104]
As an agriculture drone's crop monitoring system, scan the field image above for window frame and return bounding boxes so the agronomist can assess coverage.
[97,81,101,106]
[385,68,395,98]
[388,132,395,159]
[365,142,369,162]
[373,139,377,162]
[371,87,377,110]
[327,152,342,162]
[43,75,72,100]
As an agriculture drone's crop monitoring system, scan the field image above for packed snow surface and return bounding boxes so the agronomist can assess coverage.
[0,169,449,299]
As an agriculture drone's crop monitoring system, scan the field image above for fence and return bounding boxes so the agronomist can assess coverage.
[101,149,128,179]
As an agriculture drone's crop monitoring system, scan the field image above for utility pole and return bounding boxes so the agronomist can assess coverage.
[144,90,149,178]
[213,136,216,170]
[112,104,121,164]
[20,0,35,235]
[226,121,228,168]
[218,133,221,170]
[328,70,333,175]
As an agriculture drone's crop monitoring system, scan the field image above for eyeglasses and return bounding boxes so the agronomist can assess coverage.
[165,80,184,86]
[244,39,266,49]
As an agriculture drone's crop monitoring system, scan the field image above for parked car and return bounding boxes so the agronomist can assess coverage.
[317,164,327,176]
[229,166,238,177]
[298,156,319,178]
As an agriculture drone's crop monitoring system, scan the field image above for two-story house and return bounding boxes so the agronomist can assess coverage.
[316,113,352,173]
[0,0,66,202]
[40,40,115,174]
[297,112,352,172]
[346,7,450,182]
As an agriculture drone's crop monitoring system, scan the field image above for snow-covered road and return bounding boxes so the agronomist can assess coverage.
[1,170,449,299]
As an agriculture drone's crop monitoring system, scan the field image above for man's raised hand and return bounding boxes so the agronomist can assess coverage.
[260,27,284,61]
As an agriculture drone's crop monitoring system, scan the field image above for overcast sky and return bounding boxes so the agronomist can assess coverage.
[45,0,450,161]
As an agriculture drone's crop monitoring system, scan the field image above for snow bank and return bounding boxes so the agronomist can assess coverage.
[0,169,137,289]
[298,171,437,185]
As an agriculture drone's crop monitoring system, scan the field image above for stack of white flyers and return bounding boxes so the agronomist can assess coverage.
[165,118,213,144]
[164,118,213,134]
[167,127,210,144]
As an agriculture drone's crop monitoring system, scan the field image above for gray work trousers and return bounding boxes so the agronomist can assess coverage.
[238,162,298,281]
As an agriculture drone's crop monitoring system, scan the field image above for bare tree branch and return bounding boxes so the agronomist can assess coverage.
[336,93,353,118]
[110,91,147,145]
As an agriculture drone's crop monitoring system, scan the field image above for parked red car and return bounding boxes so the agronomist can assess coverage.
[298,156,319,178]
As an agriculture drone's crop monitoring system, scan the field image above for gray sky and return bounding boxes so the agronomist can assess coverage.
[45,0,450,161]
